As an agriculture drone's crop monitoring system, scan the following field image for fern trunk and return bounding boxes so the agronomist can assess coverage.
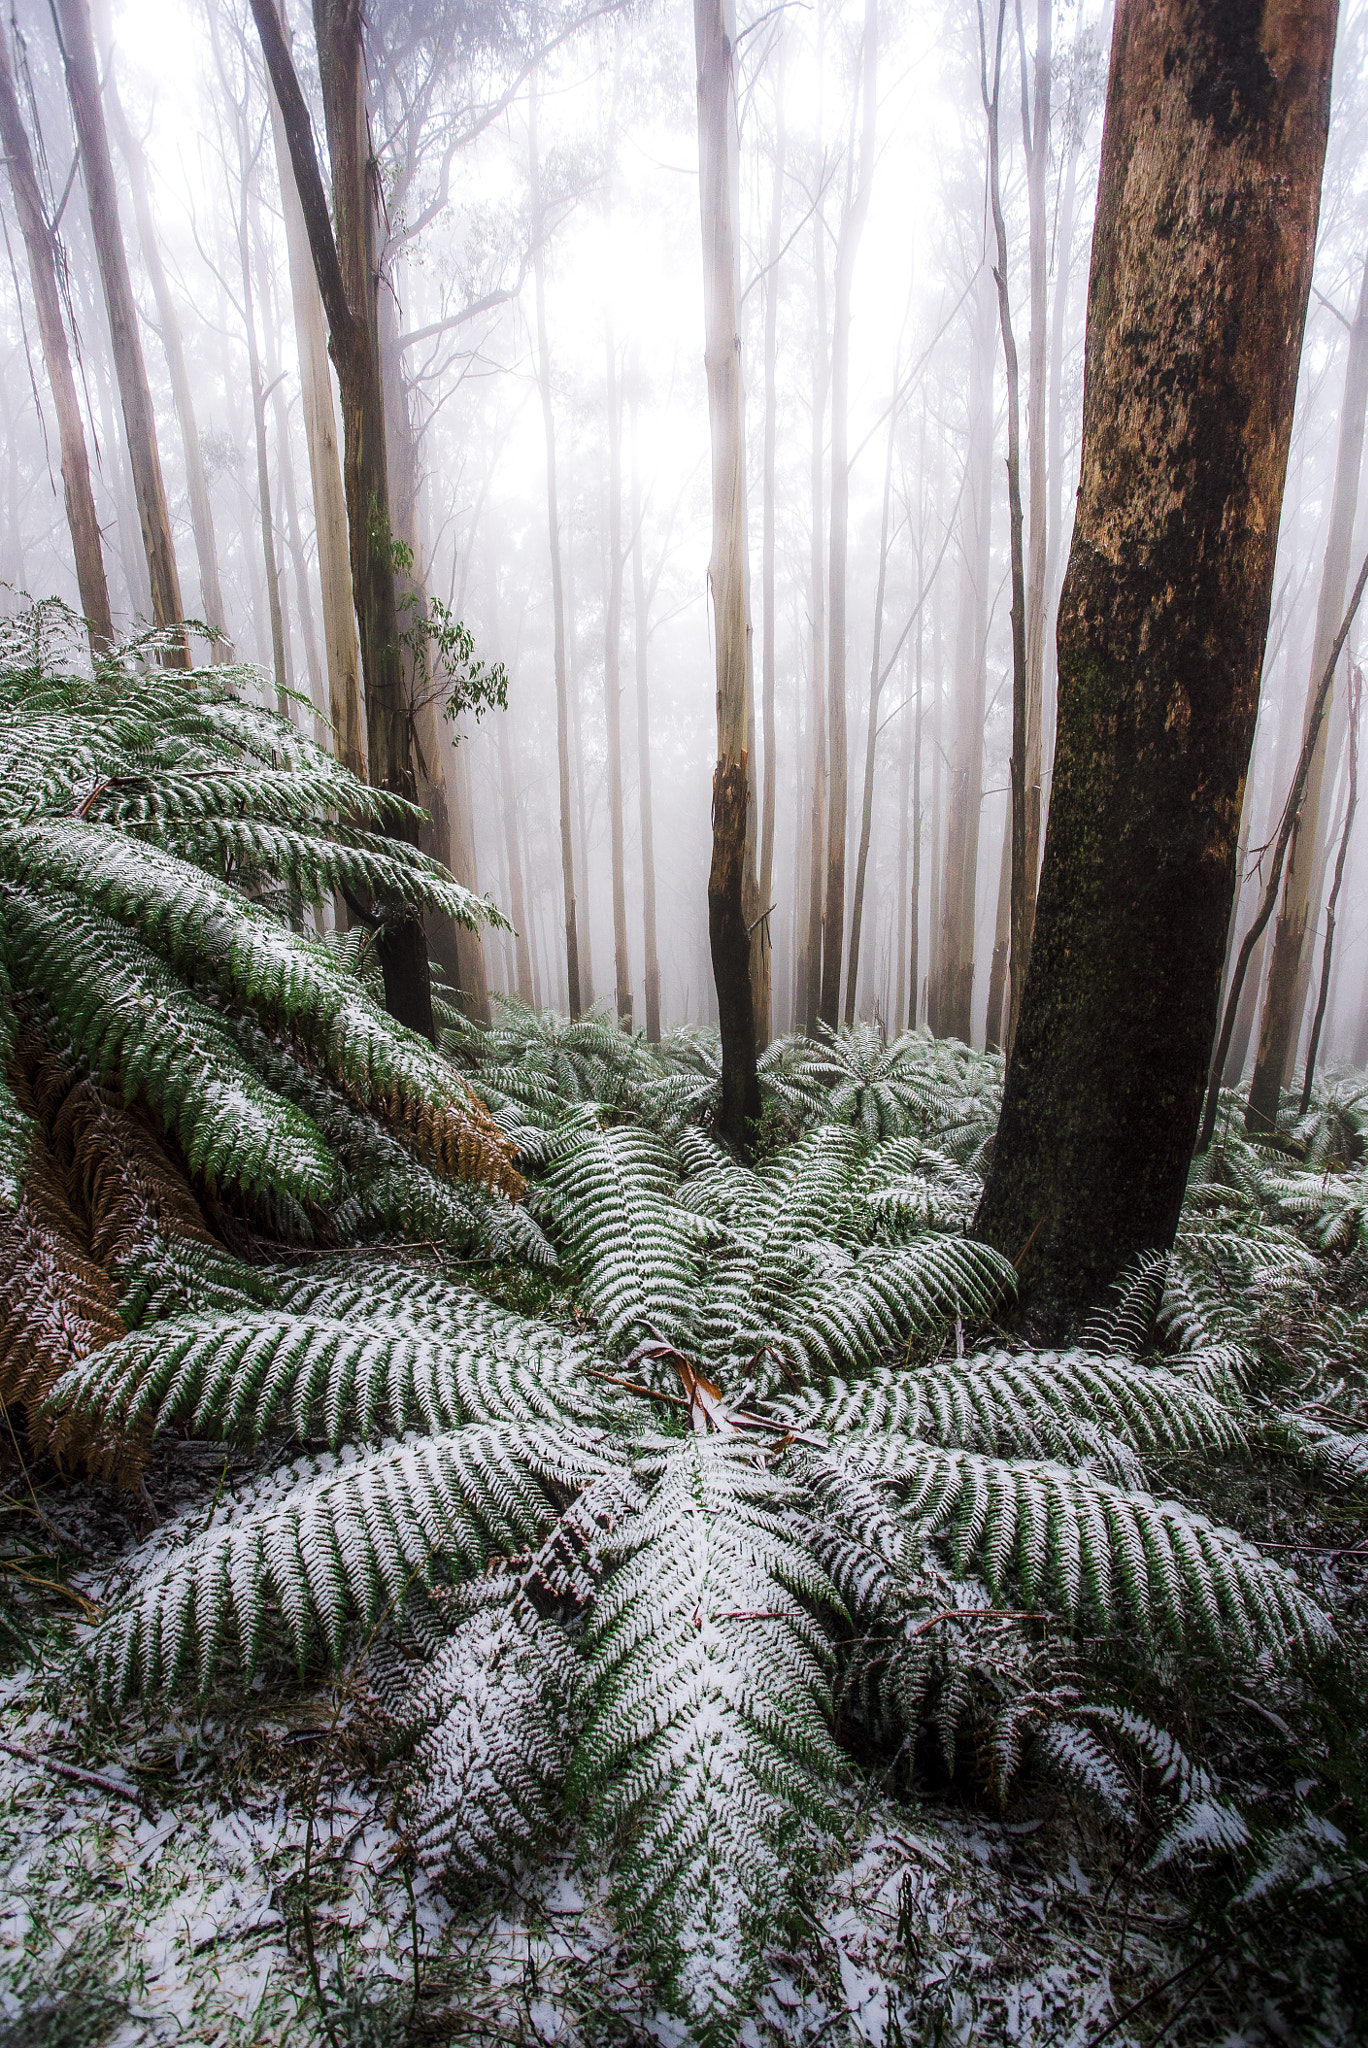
[976,0,1335,1328]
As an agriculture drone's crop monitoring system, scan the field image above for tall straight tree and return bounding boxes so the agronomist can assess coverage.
[759,29,786,1014]
[695,0,760,1145]
[1014,0,1051,1045]
[528,72,582,1019]
[0,23,111,648]
[980,0,1029,1057]
[1247,252,1368,1130]
[249,0,434,1037]
[101,40,228,647]
[977,0,1336,1328]
[267,53,366,780]
[933,270,994,1042]
[52,0,185,656]
[603,312,632,1029]
[819,0,877,1028]
[844,354,898,1024]
[630,387,662,1042]
[803,188,829,1035]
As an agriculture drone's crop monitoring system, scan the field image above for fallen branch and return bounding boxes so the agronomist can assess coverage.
[0,1737,152,1813]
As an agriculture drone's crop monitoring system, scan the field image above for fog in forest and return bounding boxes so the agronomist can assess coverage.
[4,0,1368,1074]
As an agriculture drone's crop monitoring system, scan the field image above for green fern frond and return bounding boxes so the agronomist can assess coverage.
[540,1124,700,1349]
[818,1440,1327,1658]
[52,1278,610,1449]
[780,1351,1243,1478]
[4,886,338,1201]
[570,1436,844,2043]
[93,1420,617,1699]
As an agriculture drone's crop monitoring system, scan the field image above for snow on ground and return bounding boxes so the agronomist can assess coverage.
[0,1626,1140,2048]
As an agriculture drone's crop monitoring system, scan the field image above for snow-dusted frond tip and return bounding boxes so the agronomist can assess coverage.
[92,1423,620,1701]
[780,1350,1244,1480]
[404,1595,577,1893]
[570,1438,845,2043]
[51,1293,610,1449]
[820,1441,1330,1660]
[775,1238,1016,1376]
[0,819,521,1198]
[4,886,338,1202]
[540,1123,700,1349]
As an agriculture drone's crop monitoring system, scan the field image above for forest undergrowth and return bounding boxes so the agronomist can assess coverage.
[2,611,1367,2048]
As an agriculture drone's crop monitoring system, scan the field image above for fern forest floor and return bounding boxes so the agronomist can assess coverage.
[2,1327,1366,2048]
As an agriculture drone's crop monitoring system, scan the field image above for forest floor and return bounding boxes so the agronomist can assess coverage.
[1,1380,1363,2048]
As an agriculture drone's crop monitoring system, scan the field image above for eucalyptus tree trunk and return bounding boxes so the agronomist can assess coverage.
[981,0,1029,1058]
[819,0,877,1029]
[268,71,365,779]
[250,0,433,1038]
[496,710,535,1004]
[53,0,185,657]
[695,0,760,1146]
[985,803,1011,1052]
[1014,0,1051,1046]
[844,362,897,1024]
[1043,82,1087,809]
[909,628,923,1032]
[804,189,829,1036]
[566,547,596,1009]
[629,389,662,1042]
[102,47,227,648]
[1247,252,1368,1131]
[603,312,632,1029]
[976,0,1335,1329]
[760,32,786,1000]
[0,24,111,649]
[527,74,582,1020]
[376,262,488,1023]
[893,677,911,1035]
[254,223,325,730]
[235,154,290,714]
[934,272,994,1042]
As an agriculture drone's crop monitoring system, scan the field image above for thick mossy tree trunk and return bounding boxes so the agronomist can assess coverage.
[0,24,111,650]
[975,0,1336,1330]
[250,0,433,1040]
[695,0,760,1147]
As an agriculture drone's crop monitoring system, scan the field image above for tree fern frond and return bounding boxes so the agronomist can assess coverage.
[540,1124,699,1349]
[3,884,339,1202]
[92,1421,617,1699]
[779,1351,1244,1478]
[52,1282,610,1449]
[0,820,519,1198]
[819,1440,1327,1658]
[0,1107,129,1474]
[0,922,37,1184]
[121,812,498,932]
[403,1593,577,1891]
[570,1437,844,2043]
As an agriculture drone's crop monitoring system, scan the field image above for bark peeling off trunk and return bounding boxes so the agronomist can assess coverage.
[975,0,1336,1332]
